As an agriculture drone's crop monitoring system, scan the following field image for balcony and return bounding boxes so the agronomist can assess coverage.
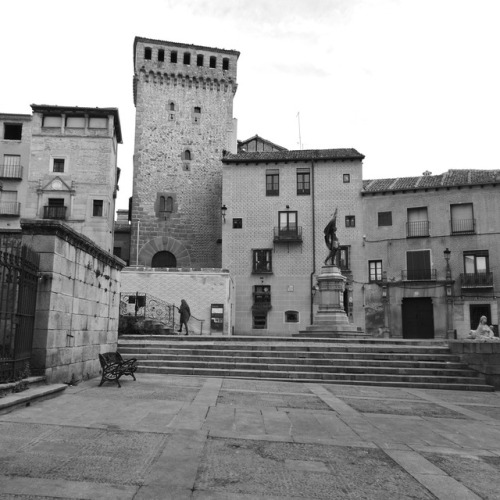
[0,201,21,216]
[460,272,493,289]
[406,220,430,238]
[402,268,437,281]
[451,218,476,235]
[43,205,67,220]
[0,164,23,179]
[273,226,302,242]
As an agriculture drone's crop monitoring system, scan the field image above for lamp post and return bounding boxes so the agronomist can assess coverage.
[444,247,451,280]
[443,247,454,338]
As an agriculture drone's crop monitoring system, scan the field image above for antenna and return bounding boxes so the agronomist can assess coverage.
[297,112,302,150]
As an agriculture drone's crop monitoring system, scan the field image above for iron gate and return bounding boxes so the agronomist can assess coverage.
[0,237,39,381]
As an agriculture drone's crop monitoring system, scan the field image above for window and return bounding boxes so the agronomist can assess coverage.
[232,218,242,229]
[3,123,22,140]
[53,158,65,173]
[152,251,177,268]
[89,117,107,128]
[297,169,310,195]
[278,211,297,237]
[0,190,19,215]
[66,116,85,128]
[378,211,392,226]
[197,54,204,66]
[158,49,165,62]
[159,196,165,212]
[369,260,383,282]
[165,196,173,212]
[345,215,355,227]
[209,56,216,68]
[182,150,191,161]
[43,115,62,128]
[144,47,152,59]
[183,52,191,65]
[169,102,175,111]
[407,207,429,237]
[406,250,432,280]
[343,174,350,183]
[285,311,299,323]
[266,169,279,196]
[44,198,66,220]
[222,57,229,70]
[253,285,271,305]
[451,203,475,234]
[464,251,489,275]
[253,249,272,273]
[252,312,267,329]
[93,200,103,217]
[193,107,201,123]
[170,51,178,63]
[2,155,21,178]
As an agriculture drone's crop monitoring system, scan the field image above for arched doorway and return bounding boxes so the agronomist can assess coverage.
[151,251,177,268]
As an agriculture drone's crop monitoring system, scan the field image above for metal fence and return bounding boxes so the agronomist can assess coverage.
[0,237,39,382]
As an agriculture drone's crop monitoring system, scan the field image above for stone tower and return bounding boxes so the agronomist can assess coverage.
[131,37,239,268]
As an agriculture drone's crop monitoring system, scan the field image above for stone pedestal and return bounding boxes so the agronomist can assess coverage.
[298,265,367,338]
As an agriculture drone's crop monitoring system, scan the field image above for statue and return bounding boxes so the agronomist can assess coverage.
[468,316,500,342]
[324,208,339,266]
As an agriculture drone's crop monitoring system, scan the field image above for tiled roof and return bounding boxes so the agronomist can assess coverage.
[223,148,365,163]
[363,169,500,193]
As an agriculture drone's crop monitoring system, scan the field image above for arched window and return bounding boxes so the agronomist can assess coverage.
[159,196,166,212]
[183,150,191,161]
[165,196,173,212]
[152,251,177,268]
[169,102,175,111]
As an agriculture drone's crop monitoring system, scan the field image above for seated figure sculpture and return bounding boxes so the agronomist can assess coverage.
[468,316,499,341]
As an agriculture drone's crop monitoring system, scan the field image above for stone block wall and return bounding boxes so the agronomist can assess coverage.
[21,219,124,383]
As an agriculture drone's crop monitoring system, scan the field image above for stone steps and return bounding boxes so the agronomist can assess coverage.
[118,335,495,391]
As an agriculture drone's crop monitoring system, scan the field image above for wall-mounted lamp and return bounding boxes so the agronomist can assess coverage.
[444,247,451,280]
[221,204,227,223]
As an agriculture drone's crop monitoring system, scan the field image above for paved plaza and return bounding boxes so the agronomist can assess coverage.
[0,375,500,499]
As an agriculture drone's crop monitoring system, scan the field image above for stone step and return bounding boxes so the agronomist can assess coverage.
[137,359,479,377]
[136,366,492,390]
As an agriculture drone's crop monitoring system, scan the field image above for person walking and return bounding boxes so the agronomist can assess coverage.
[177,299,191,335]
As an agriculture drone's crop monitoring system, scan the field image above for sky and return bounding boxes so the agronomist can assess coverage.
[1,0,499,211]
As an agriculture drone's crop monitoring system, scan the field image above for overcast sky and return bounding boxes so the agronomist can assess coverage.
[2,0,499,211]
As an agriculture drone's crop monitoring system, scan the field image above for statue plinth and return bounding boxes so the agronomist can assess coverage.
[297,265,367,338]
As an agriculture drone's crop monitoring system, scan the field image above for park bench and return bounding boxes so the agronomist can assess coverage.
[98,352,138,388]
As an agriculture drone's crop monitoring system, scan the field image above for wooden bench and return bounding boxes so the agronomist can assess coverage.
[98,352,138,388]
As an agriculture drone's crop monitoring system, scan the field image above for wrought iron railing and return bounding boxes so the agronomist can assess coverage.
[273,226,302,242]
[43,205,67,220]
[460,272,493,288]
[406,220,430,238]
[0,202,21,216]
[0,164,23,179]
[450,218,475,234]
[401,268,437,281]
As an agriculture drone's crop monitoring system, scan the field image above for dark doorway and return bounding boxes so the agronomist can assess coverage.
[402,297,435,339]
[151,251,177,268]
[469,304,491,330]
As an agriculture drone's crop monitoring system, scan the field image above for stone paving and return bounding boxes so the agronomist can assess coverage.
[0,375,499,499]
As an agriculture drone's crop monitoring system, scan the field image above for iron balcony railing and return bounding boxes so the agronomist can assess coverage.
[402,268,437,281]
[0,164,23,179]
[43,205,67,220]
[450,218,476,235]
[0,201,21,216]
[406,220,430,238]
[273,226,302,242]
[460,272,493,288]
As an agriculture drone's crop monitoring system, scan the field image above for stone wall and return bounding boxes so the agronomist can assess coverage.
[21,219,125,383]
[449,340,500,389]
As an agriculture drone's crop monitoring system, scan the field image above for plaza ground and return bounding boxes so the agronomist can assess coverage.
[1,374,500,499]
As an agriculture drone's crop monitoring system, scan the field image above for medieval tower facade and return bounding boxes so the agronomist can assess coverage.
[131,37,239,268]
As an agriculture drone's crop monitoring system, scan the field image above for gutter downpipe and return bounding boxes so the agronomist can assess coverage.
[310,160,316,325]
[136,220,140,266]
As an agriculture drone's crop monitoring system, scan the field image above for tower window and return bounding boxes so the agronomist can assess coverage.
[144,47,152,60]
[169,102,175,111]
[197,54,204,66]
[158,49,165,62]
[93,200,104,217]
[159,196,166,212]
[165,196,173,212]
[345,215,356,227]
[209,56,216,68]
[222,58,229,70]
[193,107,201,123]
[53,158,65,173]
[182,150,191,161]
[343,174,351,183]
[3,123,22,140]
[170,51,178,63]
[183,52,191,65]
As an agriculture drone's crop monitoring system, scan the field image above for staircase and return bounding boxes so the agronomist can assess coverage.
[118,335,495,391]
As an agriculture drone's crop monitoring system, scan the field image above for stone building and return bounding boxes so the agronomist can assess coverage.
[24,105,122,253]
[362,169,500,339]
[222,149,365,335]
[0,113,32,232]
[130,37,239,268]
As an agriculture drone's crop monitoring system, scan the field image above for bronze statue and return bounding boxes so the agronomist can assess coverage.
[324,208,339,265]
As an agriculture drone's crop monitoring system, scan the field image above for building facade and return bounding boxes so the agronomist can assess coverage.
[362,169,500,339]
[222,149,365,335]
[0,113,32,232]
[24,105,122,253]
[130,37,240,268]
